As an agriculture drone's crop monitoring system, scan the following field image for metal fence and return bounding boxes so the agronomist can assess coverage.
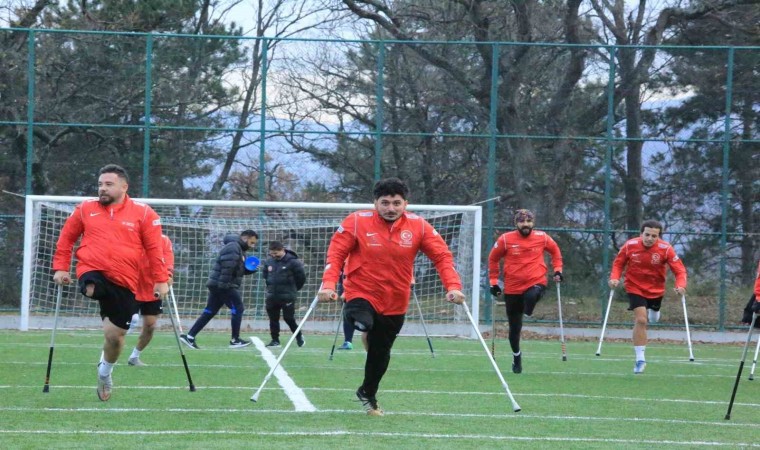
[1,28,757,330]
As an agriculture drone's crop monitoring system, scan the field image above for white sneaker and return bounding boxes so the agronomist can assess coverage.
[97,373,113,401]
[128,357,146,366]
[634,360,647,374]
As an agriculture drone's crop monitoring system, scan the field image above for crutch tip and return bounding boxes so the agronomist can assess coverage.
[689,358,695,362]
[749,375,755,381]
[595,353,600,357]
[189,385,196,392]
[724,414,731,420]
[250,396,258,402]
[562,356,567,361]
[513,407,522,412]
[42,385,50,393]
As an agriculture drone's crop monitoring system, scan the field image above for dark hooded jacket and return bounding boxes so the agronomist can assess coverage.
[207,234,255,289]
[264,249,306,302]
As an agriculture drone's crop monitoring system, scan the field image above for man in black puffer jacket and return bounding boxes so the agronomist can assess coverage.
[180,230,259,349]
[264,241,307,348]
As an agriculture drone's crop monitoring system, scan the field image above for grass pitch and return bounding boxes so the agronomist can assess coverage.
[0,329,758,449]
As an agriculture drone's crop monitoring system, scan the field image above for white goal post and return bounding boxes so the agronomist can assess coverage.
[21,196,482,337]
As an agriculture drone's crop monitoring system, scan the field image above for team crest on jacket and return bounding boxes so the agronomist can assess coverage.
[651,253,661,264]
[400,230,413,247]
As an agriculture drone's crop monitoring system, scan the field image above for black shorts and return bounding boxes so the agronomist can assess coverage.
[78,271,137,330]
[627,293,662,311]
[343,298,376,332]
[135,299,163,316]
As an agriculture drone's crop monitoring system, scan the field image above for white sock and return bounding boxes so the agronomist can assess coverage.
[98,360,114,377]
[130,348,141,359]
[634,346,646,361]
[647,309,660,323]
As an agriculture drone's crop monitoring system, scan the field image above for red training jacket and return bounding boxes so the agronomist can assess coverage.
[610,237,687,299]
[322,210,462,315]
[52,195,168,293]
[136,234,174,302]
[488,230,563,294]
[754,260,760,299]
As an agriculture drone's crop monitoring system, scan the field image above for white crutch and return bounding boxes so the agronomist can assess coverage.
[460,300,521,412]
[681,294,695,362]
[596,290,615,356]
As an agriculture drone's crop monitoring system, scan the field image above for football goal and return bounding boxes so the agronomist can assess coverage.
[21,196,482,336]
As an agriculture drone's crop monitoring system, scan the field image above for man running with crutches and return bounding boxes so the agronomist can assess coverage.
[488,209,563,374]
[317,177,465,416]
[52,164,169,401]
[609,219,687,374]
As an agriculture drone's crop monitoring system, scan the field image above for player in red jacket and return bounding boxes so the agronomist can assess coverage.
[609,219,687,374]
[126,234,175,366]
[488,209,563,374]
[52,164,169,401]
[317,178,465,416]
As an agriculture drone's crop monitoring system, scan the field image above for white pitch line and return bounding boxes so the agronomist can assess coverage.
[0,429,757,447]
[4,384,759,408]
[250,336,315,412]
[0,406,755,428]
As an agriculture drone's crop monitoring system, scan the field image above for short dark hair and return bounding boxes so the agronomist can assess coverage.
[241,230,258,238]
[373,177,409,200]
[268,241,284,251]
[99,164,129,184]
[640,220,664,233]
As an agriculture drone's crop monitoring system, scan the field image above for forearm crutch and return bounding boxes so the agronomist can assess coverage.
[328,301,345,361]
[748,332,760,381]
[412,286,435,357]
[681,294,695,362]
[165,289,196,392]
[169,285,183,334]
[725,313,757,420]
[252,292,323,402]
[461,300,521,412]
[595,290,615,356]
[42,284,63,393]
[557,283,567,361]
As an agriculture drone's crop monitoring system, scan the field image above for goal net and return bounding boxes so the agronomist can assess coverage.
[21,196,482,336]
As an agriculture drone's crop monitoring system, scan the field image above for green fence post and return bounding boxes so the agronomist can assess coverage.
[25,30,35,195]
[601,46,617,318]
[718,48,735,331]
[484,43,501,324]
[142,33,154,197]
[258,38,269,200]
[373,41,385,182]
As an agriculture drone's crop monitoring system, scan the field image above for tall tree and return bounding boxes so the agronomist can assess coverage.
[645,3,760,284]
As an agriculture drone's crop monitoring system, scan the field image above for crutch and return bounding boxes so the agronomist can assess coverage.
[557,283,567,361]
[748,336,760,381]
[725,313,757,420]
[681,294,695,362]
[595,290,615,356]
[169,285,183,334]
[164,290,196,391]
[43,284,63,393]
[328,301,345,361]
[412,286,435,357]
[252,290,328,402]
[491,292,498,357]
[460,299,521,412]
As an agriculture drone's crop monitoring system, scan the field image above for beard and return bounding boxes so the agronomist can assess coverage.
[99,193,115,206]
[518,226,533,236]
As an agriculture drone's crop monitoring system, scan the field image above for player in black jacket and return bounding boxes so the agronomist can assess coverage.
[263,241,306,347]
